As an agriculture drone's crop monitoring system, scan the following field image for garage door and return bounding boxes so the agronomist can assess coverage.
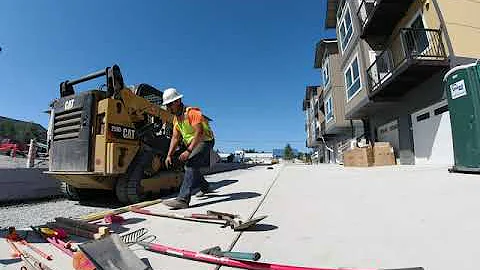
[411,100,454,165]
[377,120,400,159]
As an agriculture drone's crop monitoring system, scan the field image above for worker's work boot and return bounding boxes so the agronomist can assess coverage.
[195,188,214,198]
[163,198,189,209]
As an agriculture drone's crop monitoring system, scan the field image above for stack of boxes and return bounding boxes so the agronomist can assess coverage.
[343,142,396,167]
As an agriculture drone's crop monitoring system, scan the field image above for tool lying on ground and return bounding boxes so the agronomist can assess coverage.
[47,217,110,240]
[104,214,125,224]
[7,239,54,270]
[137,240,423,270]
[119,228,153,246]
[130,207,267,231]
[31,226,97,270]
[30,226,76,256]
[78,234,150,270]
[200,246,261,261]
[79,199,163,222]
[37,227,68,240]
[6,227,53,261]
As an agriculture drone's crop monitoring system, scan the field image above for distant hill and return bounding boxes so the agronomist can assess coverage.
[0,116,47,145]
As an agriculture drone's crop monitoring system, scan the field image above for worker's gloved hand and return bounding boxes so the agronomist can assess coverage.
[179,150,190,162]
[165,155,172,168]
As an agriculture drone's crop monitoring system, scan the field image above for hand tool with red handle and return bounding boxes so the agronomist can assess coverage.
[31,226,76,256]
[137,240,423,270]
[6,226,53,261]
[7,239,54,270]
[18,240,53,261]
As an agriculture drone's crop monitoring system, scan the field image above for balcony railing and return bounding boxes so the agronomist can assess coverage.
[367,28,448,97]
[357,0,376,31]
[357,0,415,48]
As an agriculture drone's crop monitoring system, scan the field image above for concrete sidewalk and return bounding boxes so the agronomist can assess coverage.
[228,164,480,270]
[2,163,480,269]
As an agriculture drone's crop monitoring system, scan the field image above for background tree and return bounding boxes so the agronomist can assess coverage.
[283,144,294,160]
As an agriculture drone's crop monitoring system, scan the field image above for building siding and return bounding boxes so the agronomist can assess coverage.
[338,0,372,120]
[438,0,480,59]
[344,43,370,117]
[323,48,351,133]
[329,53,344,89]
[337,0,364,67]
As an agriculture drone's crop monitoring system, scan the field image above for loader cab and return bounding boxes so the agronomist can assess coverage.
[131,84,164,107]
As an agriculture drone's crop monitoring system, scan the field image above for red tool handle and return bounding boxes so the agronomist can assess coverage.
[20,240,53,260]
[6,240,21,258]
[46,237,74,257]
[138,241,378,270]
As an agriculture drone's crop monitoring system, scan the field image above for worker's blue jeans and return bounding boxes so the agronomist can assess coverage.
[177,140,214,204]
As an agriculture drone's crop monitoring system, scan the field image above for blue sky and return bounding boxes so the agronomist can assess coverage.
[0,1,335,153]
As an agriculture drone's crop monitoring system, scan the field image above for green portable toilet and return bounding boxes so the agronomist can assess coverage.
[444,60,480,173]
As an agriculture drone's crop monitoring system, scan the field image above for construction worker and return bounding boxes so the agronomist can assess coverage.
[162,88,215,209]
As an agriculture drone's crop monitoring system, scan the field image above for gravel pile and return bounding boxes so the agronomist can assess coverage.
[0,197,122,229]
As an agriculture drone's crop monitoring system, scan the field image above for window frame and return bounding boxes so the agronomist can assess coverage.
[338,2,354,53]
[322,56,330,88]
[325,95,334,123]
[344,53,362,102]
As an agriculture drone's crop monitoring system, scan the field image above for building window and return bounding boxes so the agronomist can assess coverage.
[338,3,354,53]
[344,55,362,101]
[322,58,330,87]
[325,95,334,123]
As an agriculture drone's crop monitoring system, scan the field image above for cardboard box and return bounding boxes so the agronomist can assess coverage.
[373,142,396,166]
[343,146,374,167]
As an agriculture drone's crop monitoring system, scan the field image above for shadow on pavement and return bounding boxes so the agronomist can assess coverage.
[242,223,278,232]
[189,191,261,208]
[74,179,240,208]
[0,258,22,265]
[208,179,238,190]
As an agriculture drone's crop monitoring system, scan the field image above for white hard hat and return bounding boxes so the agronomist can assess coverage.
[162,88,183,105]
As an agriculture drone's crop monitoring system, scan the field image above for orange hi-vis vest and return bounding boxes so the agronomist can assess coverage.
[173,107,214,145]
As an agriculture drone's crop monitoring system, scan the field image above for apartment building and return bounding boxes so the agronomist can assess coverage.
[303,85,324,162]
[313,38,364,163]
[327,0,480,165]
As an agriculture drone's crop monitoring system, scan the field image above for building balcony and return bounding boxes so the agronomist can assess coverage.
[320,121,336,139]
[357,0,415,48]
[366,28,449,100]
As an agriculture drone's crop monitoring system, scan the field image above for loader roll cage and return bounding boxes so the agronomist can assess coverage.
[59,64,125,98]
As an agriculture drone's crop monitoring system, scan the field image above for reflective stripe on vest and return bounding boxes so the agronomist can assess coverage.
[174,107,214,145]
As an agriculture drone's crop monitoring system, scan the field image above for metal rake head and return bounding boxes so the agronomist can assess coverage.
[120,228,155,246]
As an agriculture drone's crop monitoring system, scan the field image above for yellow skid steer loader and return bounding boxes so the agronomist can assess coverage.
[46,65,185,204]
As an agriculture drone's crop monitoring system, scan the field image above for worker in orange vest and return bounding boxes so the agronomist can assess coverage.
[163,88,215,209]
